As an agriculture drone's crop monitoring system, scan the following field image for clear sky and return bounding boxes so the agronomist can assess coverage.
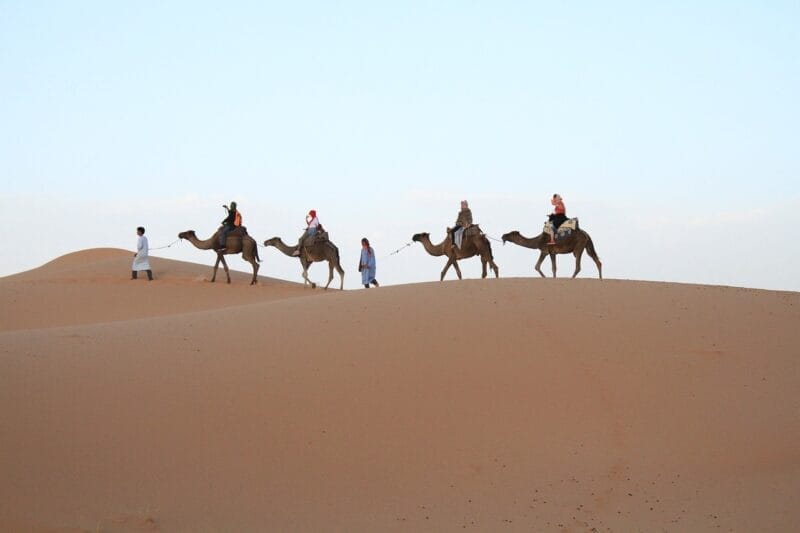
[2,1,798,291]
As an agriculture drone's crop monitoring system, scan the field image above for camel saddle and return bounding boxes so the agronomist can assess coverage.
[543,218,579,242]
[447,224,483,238]
[302,230,329,248]
[463,224,482,237]
[217,225,249,238]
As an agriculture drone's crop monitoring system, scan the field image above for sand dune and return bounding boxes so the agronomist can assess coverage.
[0,248,312,331]
[1,250,799,531]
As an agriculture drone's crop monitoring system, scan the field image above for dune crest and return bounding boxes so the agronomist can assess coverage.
[0,248,312,331]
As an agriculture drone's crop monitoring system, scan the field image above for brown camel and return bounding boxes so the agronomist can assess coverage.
[263,236,344,290]
[178,228,261,285]
[501,228,602,279]
[412,227,499,281]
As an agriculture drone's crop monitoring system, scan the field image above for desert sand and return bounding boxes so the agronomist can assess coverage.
[1,248,799,532]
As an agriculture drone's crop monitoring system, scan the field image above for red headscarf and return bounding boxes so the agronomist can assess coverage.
[551,195,565,215]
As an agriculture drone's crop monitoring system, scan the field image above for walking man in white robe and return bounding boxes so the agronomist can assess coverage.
[131,226,153,281]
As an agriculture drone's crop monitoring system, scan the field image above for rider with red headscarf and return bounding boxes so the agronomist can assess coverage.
[293,209,322,256]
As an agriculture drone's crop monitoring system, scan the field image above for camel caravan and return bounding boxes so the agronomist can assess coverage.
[176,195,602,287]
[179,205,344,288]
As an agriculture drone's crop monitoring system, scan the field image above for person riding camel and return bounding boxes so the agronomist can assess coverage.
[218,201,242,251]
[451,200,473,249]
[293,209,321,256]
[547,194,567,245]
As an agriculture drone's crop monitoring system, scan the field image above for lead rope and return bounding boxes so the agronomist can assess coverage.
[380,241,413,260]
[149,239,182,250]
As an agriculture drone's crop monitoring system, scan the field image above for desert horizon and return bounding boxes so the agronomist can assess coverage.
[1,248,798,531]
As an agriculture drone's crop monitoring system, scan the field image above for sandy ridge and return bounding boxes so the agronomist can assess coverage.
[1,250,799,531]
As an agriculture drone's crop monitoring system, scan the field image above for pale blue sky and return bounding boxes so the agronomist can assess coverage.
[2,2,798,290]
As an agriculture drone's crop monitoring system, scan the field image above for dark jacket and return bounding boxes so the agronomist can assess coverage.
[222,210,237,227]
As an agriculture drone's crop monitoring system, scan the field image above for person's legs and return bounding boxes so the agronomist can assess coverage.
[218,226,231,249]
[293,230,308,256]
[451,225,461,245]
[455,227,465,249]
[131,270,138,280]
[371,278,379,287]
[146,270,153,281]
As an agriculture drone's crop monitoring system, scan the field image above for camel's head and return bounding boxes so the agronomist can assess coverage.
[501,231,519,244]
[263,237,280,247]
[178,230,196,240]
[411,232,429,243]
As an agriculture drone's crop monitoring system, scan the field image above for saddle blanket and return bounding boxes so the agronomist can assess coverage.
[557,218,578,233]
[453,224,482,249]
[543,218,579,241]
[464,224,482,237]
[303,230,329,247]
[218,226,249,238]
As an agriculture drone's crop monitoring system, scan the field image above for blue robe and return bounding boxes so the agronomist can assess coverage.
[360,247,376,285]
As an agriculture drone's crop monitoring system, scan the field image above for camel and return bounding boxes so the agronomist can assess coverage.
[178,228,261,285]
[501,227,602,279]
[263,236,344,290]
[412,227,499,281]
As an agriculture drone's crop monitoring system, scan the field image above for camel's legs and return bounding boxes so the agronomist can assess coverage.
[323,262,334,290]
[245,245,259,285]
[550,252,557,278]
[211,253,222,282]
[586,246,602,279]
[300,259,318,288]
[490,259,500,278]
[336,266,345,290]
[210,254,230,283]
[584,237,603,279]
[476,240,492,279]
[249,259,259,285]
[440,256,462,280]
[534,251,548,278]
[572,248,583,278]
[452,259,463,280]
[479,246,499,278]
[302,267,313,287]
[440,257,455,281]
[219,255,231,283]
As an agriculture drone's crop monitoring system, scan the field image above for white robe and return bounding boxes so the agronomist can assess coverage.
[132,235,151,271]
[454,227,465,249]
